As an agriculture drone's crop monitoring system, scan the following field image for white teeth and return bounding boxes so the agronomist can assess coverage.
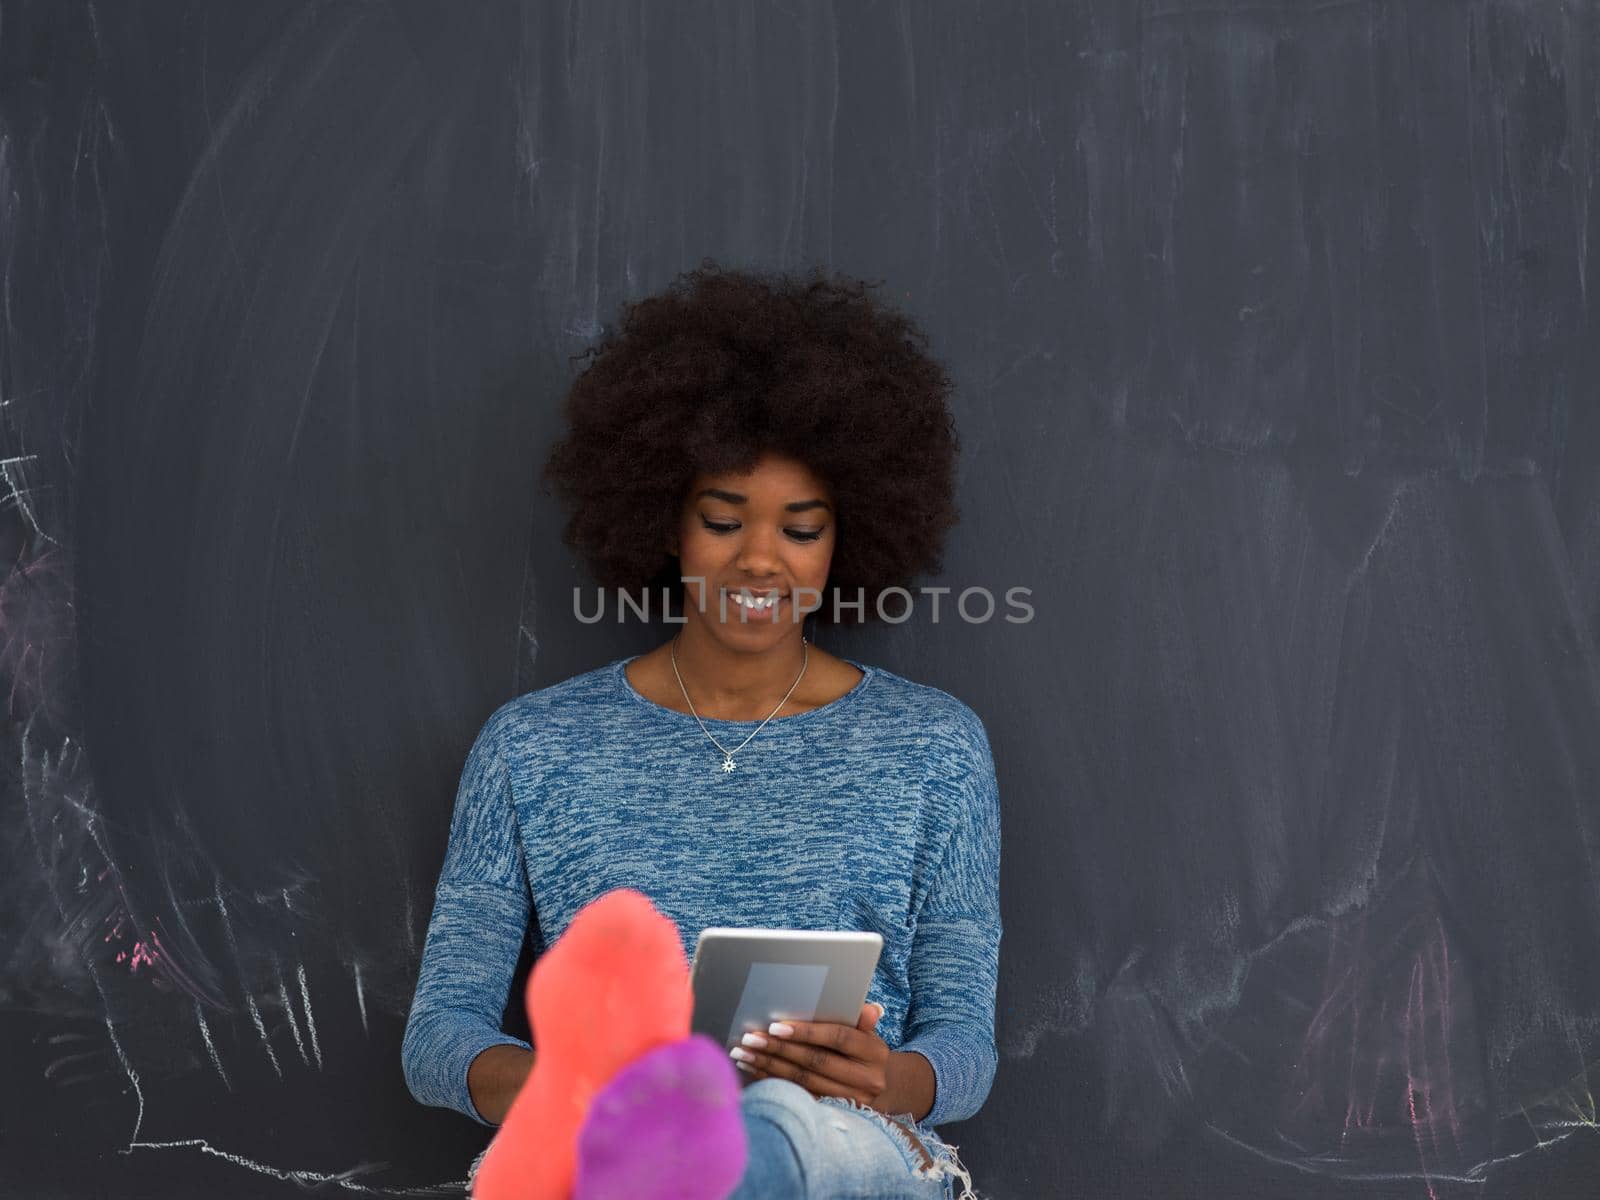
[728,592,782,608]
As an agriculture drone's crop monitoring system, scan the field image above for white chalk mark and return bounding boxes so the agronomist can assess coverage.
[120,1138,470,1194]
[197,17,247,285]
[296,961,323,1069]
[243,994,282,1078]
[17,721,145,1145]
[43,1050,100,1079]
[1347,480,1418,591]
[194,1000,232,1089]
[50,1073,101,1089]
[276,966,310,1066]
[0,454,57,545]
[353,961,370,1036]
[1205,1118,1595,1185]
[102,1015,146,1143]
[214,881,281,1075]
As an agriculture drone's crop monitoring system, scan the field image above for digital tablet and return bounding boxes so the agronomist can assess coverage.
[689,927,884,1052]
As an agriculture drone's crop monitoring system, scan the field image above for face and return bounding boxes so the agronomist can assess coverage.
[671,452,835,640]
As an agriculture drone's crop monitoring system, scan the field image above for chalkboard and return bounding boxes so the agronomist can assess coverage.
[4,3,1600,1198]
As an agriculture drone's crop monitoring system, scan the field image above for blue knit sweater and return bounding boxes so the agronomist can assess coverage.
[401,654,1002,1135]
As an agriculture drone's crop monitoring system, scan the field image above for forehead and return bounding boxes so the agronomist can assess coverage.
[690,453,830,498]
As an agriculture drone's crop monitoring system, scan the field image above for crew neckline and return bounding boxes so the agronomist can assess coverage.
[613,654,876,727]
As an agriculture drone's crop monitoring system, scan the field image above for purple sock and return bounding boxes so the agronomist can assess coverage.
[573,1034,748,1200]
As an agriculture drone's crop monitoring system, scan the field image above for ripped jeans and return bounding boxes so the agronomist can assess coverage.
[732,1077,978,1200]
[466,1077,981,1200]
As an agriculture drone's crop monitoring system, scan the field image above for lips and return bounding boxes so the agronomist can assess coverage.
[724,589,787,612]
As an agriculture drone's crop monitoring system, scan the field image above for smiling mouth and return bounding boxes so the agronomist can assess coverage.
[725,590,786,611]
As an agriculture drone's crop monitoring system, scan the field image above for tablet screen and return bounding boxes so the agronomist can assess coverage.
[725,962,828,1044]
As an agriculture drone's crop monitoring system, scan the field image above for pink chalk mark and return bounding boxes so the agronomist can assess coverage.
[1432,919,1462,1152]
[1405,1078,1441,1200]
[1403,957,1441,1200]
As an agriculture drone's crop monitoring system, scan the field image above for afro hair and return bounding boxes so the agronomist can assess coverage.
[541,260,961,629]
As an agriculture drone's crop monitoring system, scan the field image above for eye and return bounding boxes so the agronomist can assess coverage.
[701,517,826,543]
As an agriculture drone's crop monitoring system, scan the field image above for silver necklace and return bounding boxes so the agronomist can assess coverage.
[670,634,809,774]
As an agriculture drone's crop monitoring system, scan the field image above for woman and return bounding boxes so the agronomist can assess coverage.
[402,263,1001,1199]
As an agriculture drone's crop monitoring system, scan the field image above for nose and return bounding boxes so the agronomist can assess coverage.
[733,524,784,577]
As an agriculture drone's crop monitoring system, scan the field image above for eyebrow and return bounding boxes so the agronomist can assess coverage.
[695,488,832,514]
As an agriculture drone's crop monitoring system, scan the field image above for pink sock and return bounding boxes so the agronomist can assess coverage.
[574,1034,747,1200]
[470,888,696,1200]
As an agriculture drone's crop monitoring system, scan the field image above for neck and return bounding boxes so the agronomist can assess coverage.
[668,624,809,715]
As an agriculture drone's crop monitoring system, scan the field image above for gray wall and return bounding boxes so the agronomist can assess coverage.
[3,2,1598,1196]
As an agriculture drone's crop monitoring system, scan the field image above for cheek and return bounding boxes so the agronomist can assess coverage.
[809,535,836,577]
[674,529,735,592]
[676,523,716,561]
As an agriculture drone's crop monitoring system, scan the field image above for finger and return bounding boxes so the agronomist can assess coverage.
[736,1044,875,1103]
[735,1035,883,1099]
[762,1018,877,1063]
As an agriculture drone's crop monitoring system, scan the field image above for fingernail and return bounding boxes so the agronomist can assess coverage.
[742,1032,769,1050]
[768,1022,795,1037]
[730,1046,756,1062]
[734,1059,756,1074]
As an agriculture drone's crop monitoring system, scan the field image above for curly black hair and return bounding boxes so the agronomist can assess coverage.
[540,260,961,629]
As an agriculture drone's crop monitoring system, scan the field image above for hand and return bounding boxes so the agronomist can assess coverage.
[731,1002,889,1107]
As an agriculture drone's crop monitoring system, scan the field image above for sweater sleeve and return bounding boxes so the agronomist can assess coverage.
[401,709,535,1126]
[897,711,1003,1128]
